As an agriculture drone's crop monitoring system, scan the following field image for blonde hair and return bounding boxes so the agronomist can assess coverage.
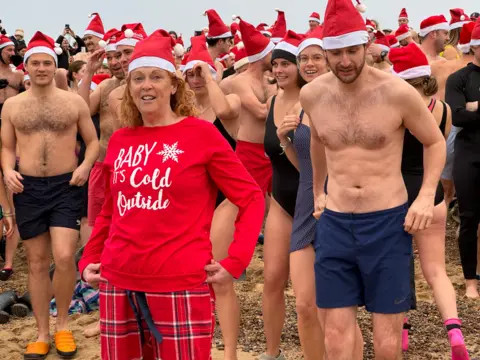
[120,71,198,128]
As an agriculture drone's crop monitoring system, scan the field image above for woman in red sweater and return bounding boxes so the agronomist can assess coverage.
[79,29,265,360]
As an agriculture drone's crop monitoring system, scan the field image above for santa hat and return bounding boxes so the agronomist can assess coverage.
[232,15,275,63]
[230,46,249,70]
[98,28,120,52]
[90,74,111,90]
[24,72,30,82]
[395,24,411,41]
[449,8,471,30]
[230,22,240,37]
[374,31,391,52]
[419,15,449,37]
[398,8,409,21]
[366,19,377,31]
[204,9,232,39]
[256,23,272,37]
[309,12,321,23]
[271,9,287,43]
[272,30,305,63]
[457,21,475,53]
[323,0,369,50]
[128,29,176,74]
[174,36,185,57]
[116,23,148,47]
[178,53,189,72]
[182,35,217,78]
[24,31,62,66]
[470,18,480,47]
[234,33,243,46]
[390,43,430,80]
[297,25,324,54]
[0,34,14,50]
[387,35,400,48]
[84,13,105,39]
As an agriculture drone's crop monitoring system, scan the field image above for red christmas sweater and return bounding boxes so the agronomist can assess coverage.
[78,117,265,293]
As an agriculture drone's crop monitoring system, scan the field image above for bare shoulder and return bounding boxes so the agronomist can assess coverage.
[109,84,125,101]
[300,73,331,104]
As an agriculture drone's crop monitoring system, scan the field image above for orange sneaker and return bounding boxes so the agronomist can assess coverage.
[54,330,77,358]
[24,341,50,359]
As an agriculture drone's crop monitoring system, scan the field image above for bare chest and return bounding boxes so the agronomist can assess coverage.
[0,71,20,102]
[12,99,77,134]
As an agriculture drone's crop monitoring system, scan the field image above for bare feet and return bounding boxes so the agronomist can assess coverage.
[465,280,479,299]
[84,321,101,338]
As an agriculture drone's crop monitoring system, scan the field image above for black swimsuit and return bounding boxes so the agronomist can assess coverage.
[402,98,447,206]
[264,96,300,217]
[214,118,236,208]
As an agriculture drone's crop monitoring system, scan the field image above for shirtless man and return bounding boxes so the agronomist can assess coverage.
[368,43,391,72]
[1,32,99,359]
[74,13,105,62]
[0,34,23,280]
[300,1,446,359]
[220,45,249,95]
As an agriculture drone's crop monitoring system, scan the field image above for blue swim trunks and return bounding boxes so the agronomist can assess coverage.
[314,203,412,314]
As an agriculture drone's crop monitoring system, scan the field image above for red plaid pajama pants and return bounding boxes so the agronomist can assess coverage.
[99,280,215,360]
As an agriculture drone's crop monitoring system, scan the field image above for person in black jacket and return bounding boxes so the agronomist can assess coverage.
[445,43,480,299]
[56,27,86,70]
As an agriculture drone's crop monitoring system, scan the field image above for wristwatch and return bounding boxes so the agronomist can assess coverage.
[380,50,388,61]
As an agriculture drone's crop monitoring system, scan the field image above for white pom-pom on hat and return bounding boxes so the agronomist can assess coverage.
[124,28,134,38]
[174,43,184,57]
[275,8,282,12]
[98,40,107,48]
[355,0,366,13]
[54,43,63,55]
[232,15,240,21]
[460,15,466,21]
[88,12,99,18]
[236,41,244,49]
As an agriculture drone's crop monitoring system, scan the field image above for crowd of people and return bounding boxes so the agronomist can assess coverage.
[0,0,479,359]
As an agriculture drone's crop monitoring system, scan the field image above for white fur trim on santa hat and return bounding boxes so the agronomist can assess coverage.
[84,30,104,39]
[323,30,369,50]
[376,44,390,52]
[24,74,30,82]
[274,41,298,55]
[206,30,232,39]
[390,41,400,48]
[105,44,117,52]
[396,32,411,41]
[450,21,470,30]
[236,42,244,49]
[309,17,321,23]
[470,39,480,46]
[457,43,470,54]
[248,41,275,63]
[271,37,283,44]
[366,25,375,31]
[129,56,176,74]
[116,38,139,47]
[0,40,14,50]
[182,60,217,79]
[90,82,98,91]
[419,22,449,37]
[297,38,323,55]
[398,17,409,20]
[24,46,58,66]
[234,56,249,70]
[391,65,431,80]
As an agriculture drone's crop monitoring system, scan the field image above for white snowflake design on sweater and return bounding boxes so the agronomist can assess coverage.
[156,142,184,163]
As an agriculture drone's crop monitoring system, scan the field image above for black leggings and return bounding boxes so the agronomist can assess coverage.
[453,142,480,280]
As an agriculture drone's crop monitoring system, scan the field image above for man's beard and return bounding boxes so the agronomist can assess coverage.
[435,39,446,54]
[327,56,365,84]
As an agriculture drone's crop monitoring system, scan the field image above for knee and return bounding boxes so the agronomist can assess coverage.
[212,280,234,297]
[374,335,401,359]
[28,255,50,274]
[263,270,288,293]
[324,325,355,352]
[54,252,76,271]
[295,297,317,322]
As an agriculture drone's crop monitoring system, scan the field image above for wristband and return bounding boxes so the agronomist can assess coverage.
[279,137,292,155]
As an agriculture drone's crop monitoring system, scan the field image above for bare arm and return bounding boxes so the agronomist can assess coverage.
[443,102,452,140]
[0,100,17,173]
[205,80,240,120]
[76,96,100,169]
[401,86,446,197]
[231,80,267,119]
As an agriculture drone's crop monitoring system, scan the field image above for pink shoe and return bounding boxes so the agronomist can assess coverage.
[449,329,470,360]
[402,317,410,352]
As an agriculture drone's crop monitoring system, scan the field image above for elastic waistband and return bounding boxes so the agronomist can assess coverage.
[236,140,264,151]
[21,172,73,183]
[324,203,408,220]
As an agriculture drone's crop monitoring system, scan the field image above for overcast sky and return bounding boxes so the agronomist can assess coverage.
[1,0,477,45]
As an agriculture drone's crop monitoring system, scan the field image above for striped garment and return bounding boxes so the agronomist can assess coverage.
[100,280,215,360]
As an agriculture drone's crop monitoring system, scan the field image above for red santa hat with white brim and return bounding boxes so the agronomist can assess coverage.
[309,12,321,23]
[232,15,275,63]
[322,0,369,50]
[84,13,105,39]
[272,30,305,63]
[24,72,30,82]
[395,24,411,41]
[457,21,475,53]
[270,9,287,43]
[182,35,217,79]
[24,31,63,66]
[366,19,377,31]
[449,8,471,30]
[230,45,249,70]
[128,29,177,74]
[470,18,480,47]
[116,23,148,47]
[398,8,408,21]
[98,28,120,52]
[374,31,390,52]
[204,9,232,39]
[297,25,324,54]
[419,15,449,37]
[389,43,431,80]
[0,35,14,50]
